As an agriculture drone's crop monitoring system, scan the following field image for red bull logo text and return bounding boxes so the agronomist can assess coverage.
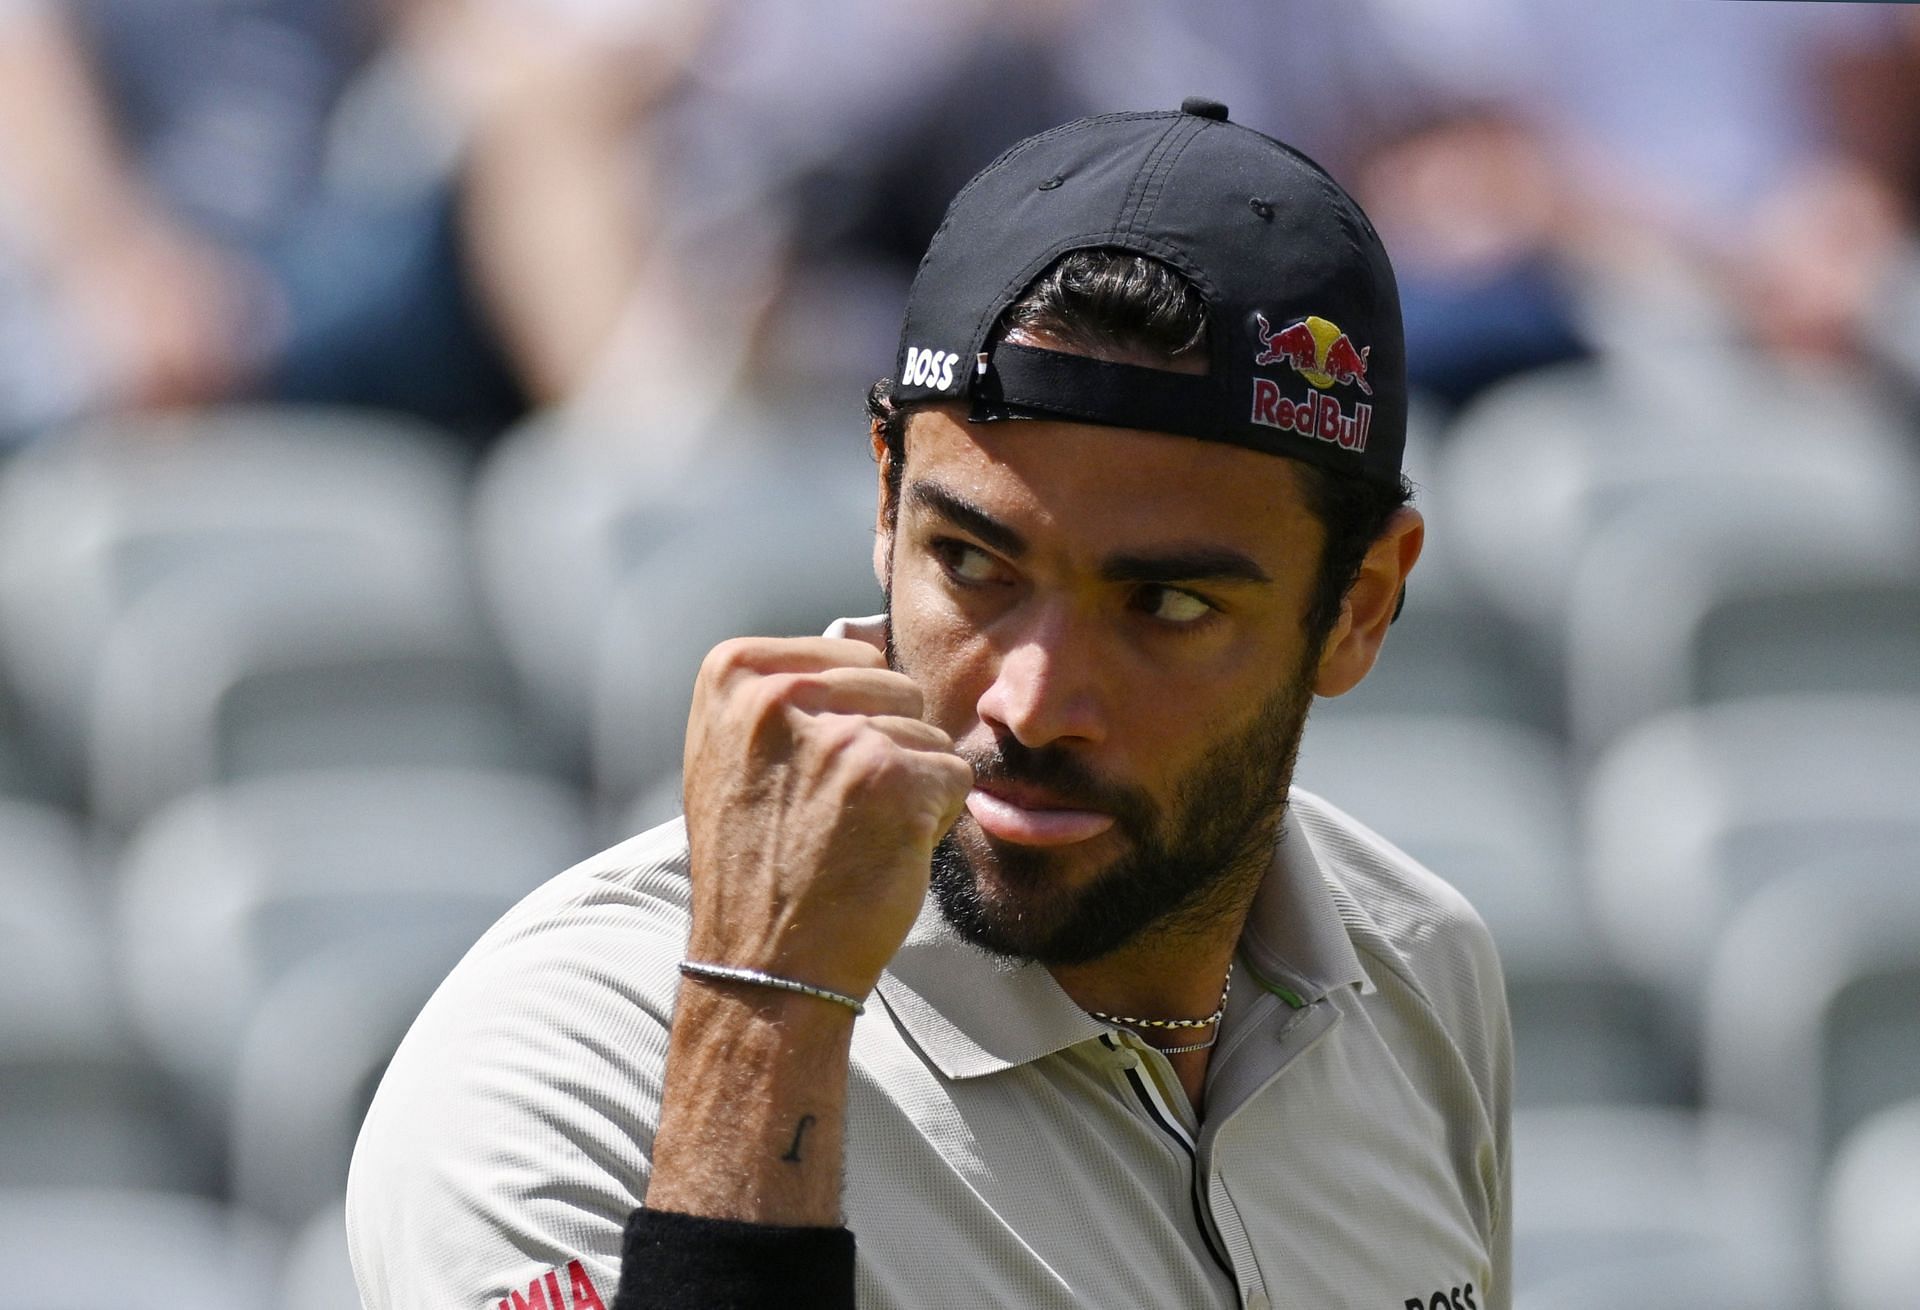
[1250,379,1372,450]
[1250,312,1373,451]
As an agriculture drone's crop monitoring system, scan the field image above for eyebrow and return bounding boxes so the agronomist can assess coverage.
[1099,548,1271,587]
[907,479,1272,586]
[907,481,1028,559]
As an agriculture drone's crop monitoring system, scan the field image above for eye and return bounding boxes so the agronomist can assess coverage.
[932,538,1000,585]
[1134,584,1215,626]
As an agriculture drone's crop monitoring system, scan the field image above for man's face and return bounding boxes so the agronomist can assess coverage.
[879,405,1332,965]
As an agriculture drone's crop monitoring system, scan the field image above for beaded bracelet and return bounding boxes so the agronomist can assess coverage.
[679,960,867,1015]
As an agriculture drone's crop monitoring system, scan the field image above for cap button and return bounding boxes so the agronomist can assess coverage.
[1180,97,1229,121]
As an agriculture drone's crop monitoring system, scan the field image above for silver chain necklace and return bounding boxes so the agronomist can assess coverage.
[1151,1031,1221,1056]
[1088,964,1233,1033]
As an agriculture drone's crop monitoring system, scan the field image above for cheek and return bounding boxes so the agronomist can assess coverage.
[888,570,993,731]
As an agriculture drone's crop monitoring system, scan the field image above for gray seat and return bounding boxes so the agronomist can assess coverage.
[113,767,591,1118]
[0,798,214,1191]
[1318,414,1562,733]
[1583,694,1920,1017]
[0,1188,283,1310]
[231,926,489,1230]
[1438,354,1919,664]
[586,470,882,817]
[0,408,473,789]
[1512,1105,1813,1306]
[469,403,880,770]
[1824,1097,1920,1310]
[1704,859,1920,1196]
[1564,492,1920,759]
[86,558,544,829]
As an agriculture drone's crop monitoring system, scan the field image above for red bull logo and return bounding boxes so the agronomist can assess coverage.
[1250,312,1374,452]
[1253,313,1371,394]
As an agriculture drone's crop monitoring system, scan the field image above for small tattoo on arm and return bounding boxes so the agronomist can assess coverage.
[781,1114,816,1163]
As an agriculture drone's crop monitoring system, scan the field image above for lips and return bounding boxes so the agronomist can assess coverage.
[964,783,1114,847]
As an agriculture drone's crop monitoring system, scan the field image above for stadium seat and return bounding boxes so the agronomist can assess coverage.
[1438,354,1919,662]
[1563,491,1920,759]
[587,481,882,815]
[85,558,546,829]
[1583,694,1920,1017]
[1703,859,1920,1194]
[1512,1105,1813,1306]
[230,925,490,1230]
[0,1187,283,1310]
[1824,1097,1920,1310]
[281,1198,360,1310]
[1319,412,1563,733]
[469,404,878,770]
[0,798,216,1192]
[0,408,474,790]
[112,767,591,1119]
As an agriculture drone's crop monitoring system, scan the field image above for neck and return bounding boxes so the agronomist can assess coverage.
[1044,891,1251,1037]
[1052,916,1247,1115]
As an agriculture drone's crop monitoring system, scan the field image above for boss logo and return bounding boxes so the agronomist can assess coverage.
[1404,1284,1476,1310]
[903,346,960,391]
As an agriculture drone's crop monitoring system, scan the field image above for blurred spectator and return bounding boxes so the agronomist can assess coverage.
[432,0,1102,467]
[1345,0,1910,406]
[0,0,526,446]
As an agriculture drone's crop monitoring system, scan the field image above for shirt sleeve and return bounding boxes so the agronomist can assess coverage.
[614,1209,855,1310]
[346,855,688,1310]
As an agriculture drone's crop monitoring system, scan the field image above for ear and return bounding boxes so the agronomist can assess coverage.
[1313,507,1424,697]
[872,417,895,590]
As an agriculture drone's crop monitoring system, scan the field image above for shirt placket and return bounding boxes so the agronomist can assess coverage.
[1096,1031,1239,1295]
[1193,998,1344,1310]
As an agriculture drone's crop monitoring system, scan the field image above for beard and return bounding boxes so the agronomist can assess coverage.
[888,618,1317,967]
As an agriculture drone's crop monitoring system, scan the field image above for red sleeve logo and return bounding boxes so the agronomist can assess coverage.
[495,1259,606,1310]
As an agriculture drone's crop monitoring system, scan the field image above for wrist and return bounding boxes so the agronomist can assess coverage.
[652,980,856,1226]
[673,969,863,1046]
[679,961,867,1015]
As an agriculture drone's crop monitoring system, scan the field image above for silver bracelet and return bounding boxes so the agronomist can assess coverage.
[679,960,867,1015]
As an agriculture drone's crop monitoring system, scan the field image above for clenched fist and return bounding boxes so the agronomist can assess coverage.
[680,635,975,1000]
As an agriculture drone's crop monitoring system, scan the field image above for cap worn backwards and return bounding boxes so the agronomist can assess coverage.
[893,99,1406,484]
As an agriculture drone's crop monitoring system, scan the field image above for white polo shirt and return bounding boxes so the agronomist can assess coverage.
[347,789,1511,1310]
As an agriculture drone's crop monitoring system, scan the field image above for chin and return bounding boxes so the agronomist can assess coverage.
[930,823,1161,966]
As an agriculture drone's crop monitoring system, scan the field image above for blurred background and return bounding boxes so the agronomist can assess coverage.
[1,0,1917,1305]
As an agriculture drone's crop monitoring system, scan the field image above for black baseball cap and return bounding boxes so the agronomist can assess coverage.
[892,99,1405,484]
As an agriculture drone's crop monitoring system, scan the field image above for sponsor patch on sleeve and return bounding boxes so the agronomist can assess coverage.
[493,1259,606,1310]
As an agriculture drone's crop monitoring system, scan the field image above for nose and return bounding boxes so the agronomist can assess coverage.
[974,604,1107,750]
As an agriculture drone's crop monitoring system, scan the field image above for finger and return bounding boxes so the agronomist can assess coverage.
[839,713,958,754]
[856,719,975,812]
[925,753,977,835]
[699,636,885,689]
[776,666,925,720]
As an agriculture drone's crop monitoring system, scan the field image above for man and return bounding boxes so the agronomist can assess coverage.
[348,100,1512,1310]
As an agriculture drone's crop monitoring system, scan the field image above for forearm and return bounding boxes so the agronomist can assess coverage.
[0,9,150,256]
[645,977,856,1226]
[459,95,652,404]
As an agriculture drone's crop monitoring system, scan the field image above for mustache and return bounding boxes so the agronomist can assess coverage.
[958,738,1149,822]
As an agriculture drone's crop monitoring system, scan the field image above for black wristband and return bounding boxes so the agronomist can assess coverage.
[613,1207,856,1310]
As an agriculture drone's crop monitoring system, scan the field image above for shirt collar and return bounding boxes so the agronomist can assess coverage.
[1237,800,1374,1006]
[876,791,1373,1080]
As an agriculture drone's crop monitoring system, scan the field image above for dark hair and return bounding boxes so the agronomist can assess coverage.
[869,249,1413,647]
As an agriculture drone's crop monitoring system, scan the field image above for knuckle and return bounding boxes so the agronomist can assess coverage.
[812,714,865,755]
[700,636,758,684]
[841,729,897,778]
[734,673,806,741]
